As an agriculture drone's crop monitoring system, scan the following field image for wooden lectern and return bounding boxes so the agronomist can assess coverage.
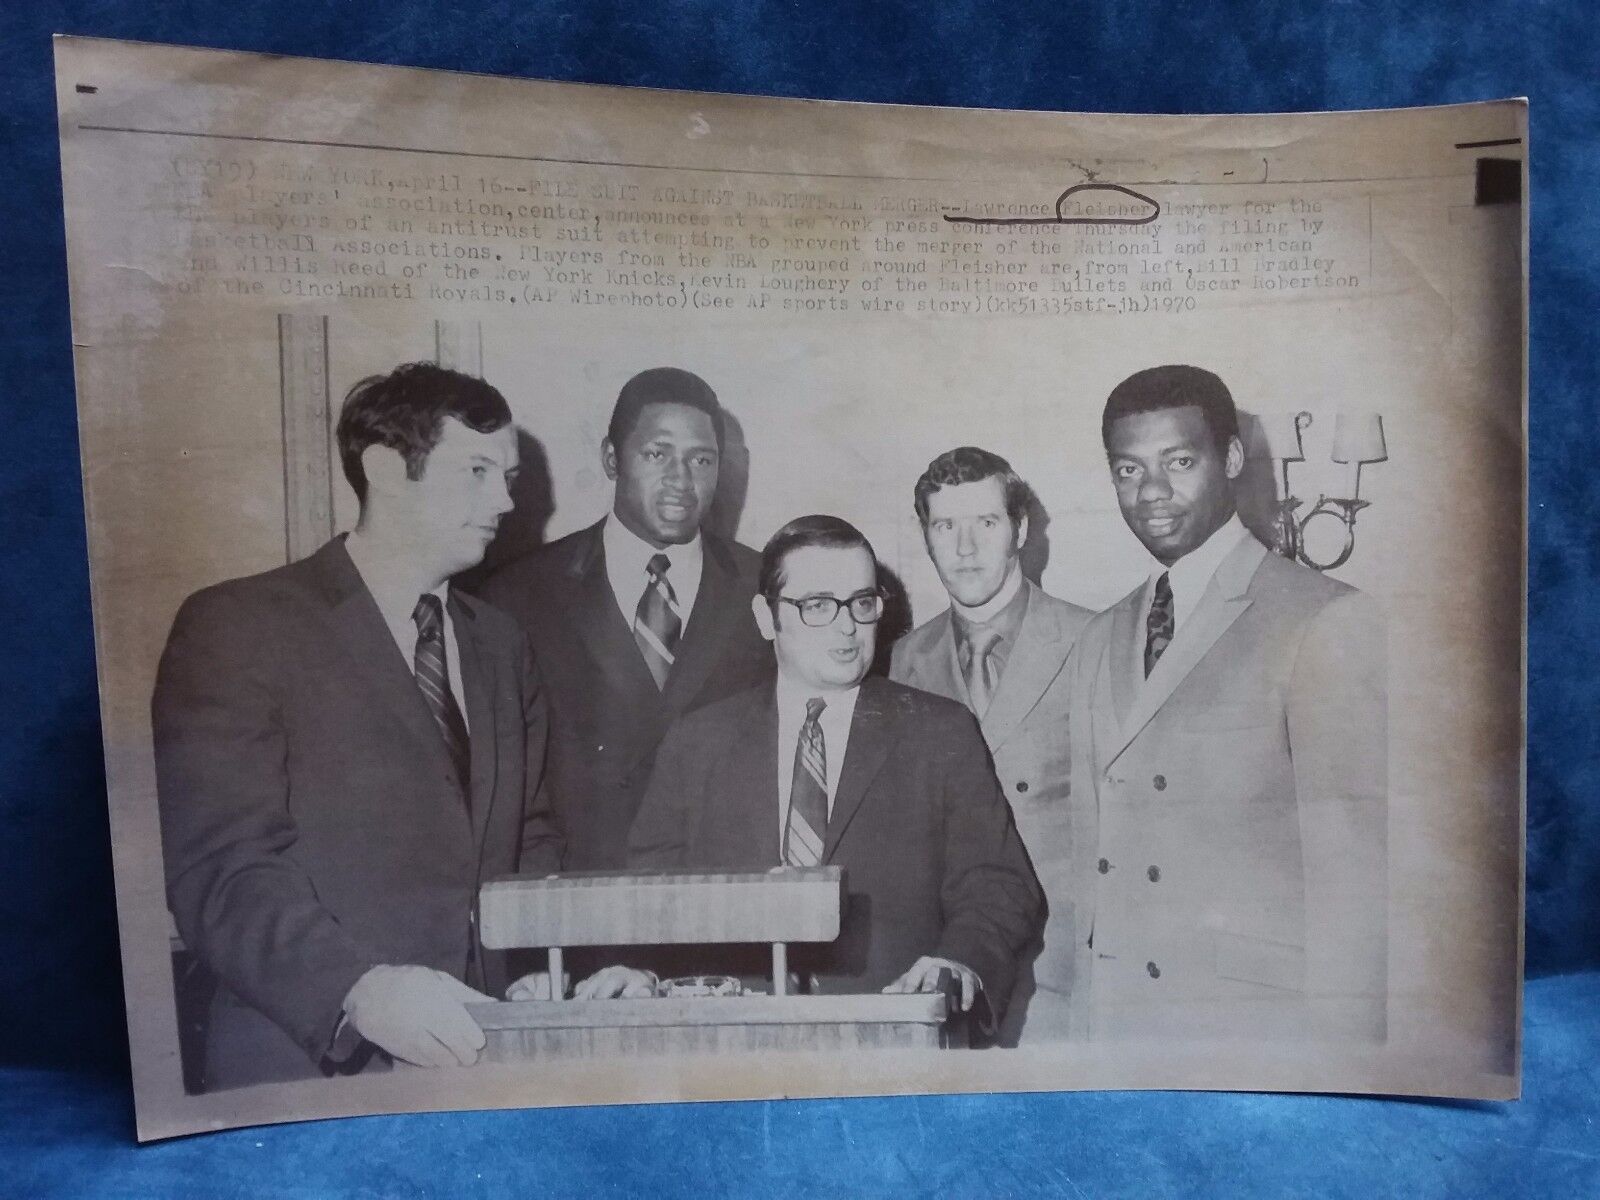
[468,867,960,1061]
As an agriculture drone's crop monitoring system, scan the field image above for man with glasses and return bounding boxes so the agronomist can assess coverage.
[565,515,1042,1030]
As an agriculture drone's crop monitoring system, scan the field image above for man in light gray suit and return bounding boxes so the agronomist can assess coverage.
[1065,365,1387,1045]
[890,446,1092,1044]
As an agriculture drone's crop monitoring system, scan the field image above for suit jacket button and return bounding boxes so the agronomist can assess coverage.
[1147,865,1161,882]
[1097,858,1111,874]
[1146,961,1161,979]
[1015,780,1029,793]
[1153,774,1167,791]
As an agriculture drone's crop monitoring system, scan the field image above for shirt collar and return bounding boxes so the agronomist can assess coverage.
[342,530,450,626]
[1154,512,1249,608]
[775,671,861,727]
[950,565,1028,647]
[603,511,703,579]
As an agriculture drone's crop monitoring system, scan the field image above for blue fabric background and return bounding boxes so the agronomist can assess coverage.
[1,1,1594,1193]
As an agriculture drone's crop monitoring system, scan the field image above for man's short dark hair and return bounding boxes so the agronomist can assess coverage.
[1101,364,1239,455]
[336,361,513,504]
[912,446,1030,530]
[606,367,725,451]
[759,515,876,603]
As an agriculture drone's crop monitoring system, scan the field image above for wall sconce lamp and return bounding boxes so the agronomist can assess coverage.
[1256,411,1387,572]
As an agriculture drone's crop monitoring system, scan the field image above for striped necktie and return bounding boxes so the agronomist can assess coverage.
[784,697,828,867]
[634,552,682,690]
[1144,571,1174,678]
[412,593,471,802]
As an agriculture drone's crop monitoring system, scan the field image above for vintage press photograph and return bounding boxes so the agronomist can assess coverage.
[54,38,1525,1137]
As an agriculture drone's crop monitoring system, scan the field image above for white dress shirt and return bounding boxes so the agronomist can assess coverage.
[602,513,705,632]
[343,533,468,731]
[774,674,861,848]
[1134,512,1252,683]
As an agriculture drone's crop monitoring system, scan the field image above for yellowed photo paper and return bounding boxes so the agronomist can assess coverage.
[54,36,1525,1139]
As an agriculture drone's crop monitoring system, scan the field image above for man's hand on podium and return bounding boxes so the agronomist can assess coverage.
[342,965,491,1067]
[572,966,659,1000]
[505,969,571,1001]
[882,956,981,1012]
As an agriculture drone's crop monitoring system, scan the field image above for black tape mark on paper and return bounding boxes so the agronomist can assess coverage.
[75,84,98,94]
[943,183,1161,227]
[1474,158,1521,206]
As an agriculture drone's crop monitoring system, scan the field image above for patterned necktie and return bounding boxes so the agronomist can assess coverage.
[1144,571,1174,678]
[962,625,1003,716]
[412,593,471,801]
[784,697,828,867]
[634,553,681,690]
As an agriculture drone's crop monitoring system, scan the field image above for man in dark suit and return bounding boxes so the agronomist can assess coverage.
[889,446,1092,1044]
[1064,365,1386,1043]
[569,517,1043,1025]
[478,368,771,873]
[153,363,551,1089]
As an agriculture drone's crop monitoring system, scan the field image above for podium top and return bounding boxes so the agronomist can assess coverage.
[478,866,844,949]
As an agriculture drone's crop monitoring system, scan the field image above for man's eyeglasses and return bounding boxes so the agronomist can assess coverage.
[774,590,885,628]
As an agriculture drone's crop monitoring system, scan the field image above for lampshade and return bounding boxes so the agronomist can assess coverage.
[1252,410,1311,461]
[1331,411,1387,464]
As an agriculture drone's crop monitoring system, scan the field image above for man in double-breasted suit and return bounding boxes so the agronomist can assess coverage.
[572,517,1043,1026]
[153,363,551,1089]
[889,446,1091,1044]
[1064,365,1387,1044]
[479,368,771,873]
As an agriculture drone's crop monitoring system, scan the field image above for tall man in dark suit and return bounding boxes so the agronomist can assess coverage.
[890,447,1092,1044]
[478,368,770,873]
[154,363,551,1089]
[1064,365,1387,1043]
[570,517,1043,1026]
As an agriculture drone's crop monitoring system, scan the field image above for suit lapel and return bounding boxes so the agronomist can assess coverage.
[1107,585,1144,729]
[936,612,975,710]
[565,521,660,698]
[312,541,455,780]
[1106,535,1267,769]
[661,534,744,718]
[899,611,965,704]
[981,583,1071,752]
[450,593,499,856]
[896,614,953,700]
[824,678,896,859]
[716,686,781,866]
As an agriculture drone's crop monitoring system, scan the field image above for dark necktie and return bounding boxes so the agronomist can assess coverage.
[784,697,828,867]
[961,625,1003,716]
[634,553,681,690]
[1144,571,1174,678]
[412,593,472,801]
